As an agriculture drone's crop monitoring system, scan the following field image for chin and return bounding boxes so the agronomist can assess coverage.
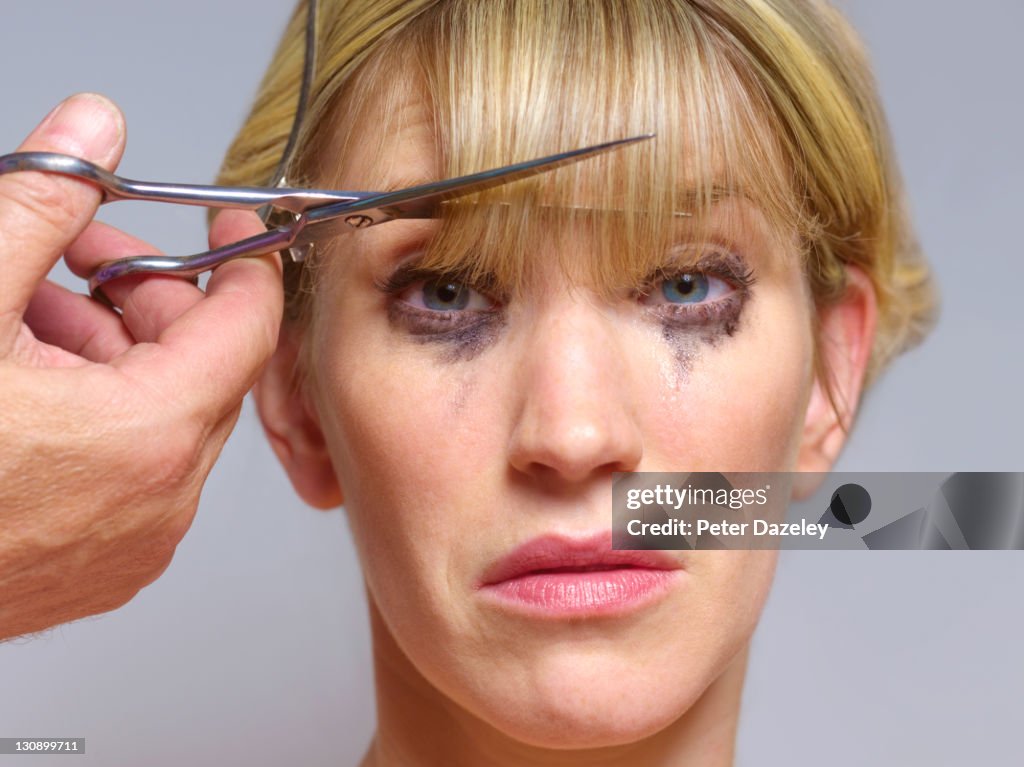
[456,647,716,750]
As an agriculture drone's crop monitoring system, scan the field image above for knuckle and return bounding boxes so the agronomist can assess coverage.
[103,526,188,606]
[78,372,211,536]
[160,505,197,551]
[89,589,136,617]
[141,423,204,494]
[90,574,157,616]
[131,539,179,584]
[103,386,206,495]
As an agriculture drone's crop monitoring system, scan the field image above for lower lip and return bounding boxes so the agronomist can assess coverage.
[479,568,681,618]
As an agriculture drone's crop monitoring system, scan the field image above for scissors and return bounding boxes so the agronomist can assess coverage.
[0,135,651,306]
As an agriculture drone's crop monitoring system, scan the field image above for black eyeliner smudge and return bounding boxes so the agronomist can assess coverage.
[656,288,750,378]
[385,301,507,363]
[639,248,756,380]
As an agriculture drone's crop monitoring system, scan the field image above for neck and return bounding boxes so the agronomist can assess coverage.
[359,602,747,767]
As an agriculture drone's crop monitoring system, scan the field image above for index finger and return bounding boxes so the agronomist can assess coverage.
[0,94,125,339]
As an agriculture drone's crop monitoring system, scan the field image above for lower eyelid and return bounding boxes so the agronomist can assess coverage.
[387,299,501,335]
[385,299,507,360]
[644,290,746,325]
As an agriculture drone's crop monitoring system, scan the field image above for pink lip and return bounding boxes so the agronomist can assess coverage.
[478,531,683,618]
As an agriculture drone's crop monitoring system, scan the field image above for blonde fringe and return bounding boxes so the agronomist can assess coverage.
[216,0,937,389]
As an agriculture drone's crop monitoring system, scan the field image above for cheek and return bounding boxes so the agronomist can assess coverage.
[309,310,503,620]
[312,280,498,489]
[644,288,814,472]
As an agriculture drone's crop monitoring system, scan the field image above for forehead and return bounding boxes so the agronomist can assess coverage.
[328,89,440,192]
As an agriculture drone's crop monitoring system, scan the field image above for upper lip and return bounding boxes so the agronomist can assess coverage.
[479,531,683,586]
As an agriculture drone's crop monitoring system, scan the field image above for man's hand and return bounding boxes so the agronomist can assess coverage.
[0,94,283,640]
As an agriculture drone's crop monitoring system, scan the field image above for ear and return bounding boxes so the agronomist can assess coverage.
[253,326,343,509]
[794,266,878,496]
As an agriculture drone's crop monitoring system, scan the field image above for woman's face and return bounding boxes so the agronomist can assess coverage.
[283,92,821,746]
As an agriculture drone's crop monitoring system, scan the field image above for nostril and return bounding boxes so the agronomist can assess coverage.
[508,424,643,484]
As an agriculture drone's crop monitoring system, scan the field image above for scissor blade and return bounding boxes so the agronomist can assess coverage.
[293,134,654,245]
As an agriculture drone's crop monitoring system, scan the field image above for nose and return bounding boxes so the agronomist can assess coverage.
[507,297,644,484]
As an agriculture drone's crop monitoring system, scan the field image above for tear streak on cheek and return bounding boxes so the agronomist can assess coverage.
[448,375,475,414]
[658,292,749,382]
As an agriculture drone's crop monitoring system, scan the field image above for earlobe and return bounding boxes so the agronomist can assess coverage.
[253,327,344,510]
[795,267,878,496]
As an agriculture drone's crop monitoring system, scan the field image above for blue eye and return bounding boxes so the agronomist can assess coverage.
[422,279,471,310]
[397,277,494,312]
[661,274,709,304]
[641,271,734,307]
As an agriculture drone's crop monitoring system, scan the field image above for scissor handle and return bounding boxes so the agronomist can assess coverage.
[87,220,302,307]
[0,152,362,213]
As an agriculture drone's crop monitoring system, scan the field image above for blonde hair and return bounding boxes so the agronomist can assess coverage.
[218,0,936,388]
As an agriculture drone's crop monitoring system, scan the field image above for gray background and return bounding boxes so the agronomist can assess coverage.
[1,2,1020,764]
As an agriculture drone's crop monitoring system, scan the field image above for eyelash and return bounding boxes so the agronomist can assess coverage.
[375,267,491,301]
[636,251,756,325]
[374,265,502,337]
[375,250,756,335]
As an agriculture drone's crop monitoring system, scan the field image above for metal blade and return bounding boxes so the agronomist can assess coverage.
[292,134,654,245]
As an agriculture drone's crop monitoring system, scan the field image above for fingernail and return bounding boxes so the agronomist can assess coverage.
[40,93,124,161]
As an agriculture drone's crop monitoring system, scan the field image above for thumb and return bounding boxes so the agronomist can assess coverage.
[0,94,125,350]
